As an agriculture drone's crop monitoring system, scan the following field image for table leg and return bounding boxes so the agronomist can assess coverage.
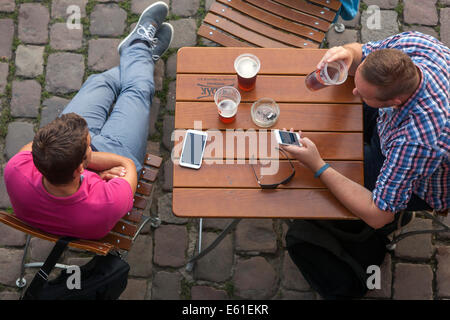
[186,218,242,272]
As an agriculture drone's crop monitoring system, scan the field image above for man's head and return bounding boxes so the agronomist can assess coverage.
[32,113,92,185]
[353,48,420,108]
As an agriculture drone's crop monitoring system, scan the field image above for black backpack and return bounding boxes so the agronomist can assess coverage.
[285,219,389,300]
[22,237,130,300]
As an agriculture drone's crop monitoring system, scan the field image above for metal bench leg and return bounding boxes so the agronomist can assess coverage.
[16,235,31,288]
[186,218,241,272]
[16,235,74,288]
[387,211,450,250]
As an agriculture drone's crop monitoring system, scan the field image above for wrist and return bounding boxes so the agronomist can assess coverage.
[314,162,330,179]
[310,159,326,173]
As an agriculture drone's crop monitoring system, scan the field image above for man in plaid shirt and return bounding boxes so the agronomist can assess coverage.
[282,32,449,229]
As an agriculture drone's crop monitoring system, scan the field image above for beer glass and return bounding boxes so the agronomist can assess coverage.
[305,60,348,91]
[214,86,241,124]
[234,53,261,91]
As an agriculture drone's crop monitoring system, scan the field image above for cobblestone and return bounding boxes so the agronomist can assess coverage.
[0,0,15,12]
[46,52,84,94]
[233,257,278,299]
[0,62,8,94]
[436,246,450,298]
[404,0,438,26]
[151,271,181,300]
[15,45,45,78]
[393,263,433,300]
[4,122,35,160]
[194,232,233,282]
[18,3,50,44]
[40,97,70,128]
[0,19,14,59]
[50,23,83,51]
[11,80,41,118]
[90,4,127,37]
[153,224,187,267]
[51,0,88,19]
[87,38,121,71]
[361,10,399,43]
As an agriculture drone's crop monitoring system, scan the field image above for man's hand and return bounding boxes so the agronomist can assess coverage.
[278,129,325,173]
[98,166,127,181]
[317,46,354,71]
[316,43,363,76]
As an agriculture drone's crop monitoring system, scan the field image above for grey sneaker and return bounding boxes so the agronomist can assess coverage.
[150,22,174,61]
[117,1,169,55]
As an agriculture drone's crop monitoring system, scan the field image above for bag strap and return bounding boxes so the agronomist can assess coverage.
[23,237,76,299]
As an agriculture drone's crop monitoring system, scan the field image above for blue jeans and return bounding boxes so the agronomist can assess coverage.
[61,43,155,173]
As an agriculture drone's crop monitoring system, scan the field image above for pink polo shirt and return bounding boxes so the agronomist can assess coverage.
[4,151,134,240]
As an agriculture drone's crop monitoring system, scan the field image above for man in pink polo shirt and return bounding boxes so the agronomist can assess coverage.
[4,2,173,240]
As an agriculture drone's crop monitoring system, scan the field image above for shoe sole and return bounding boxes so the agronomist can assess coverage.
[155,22,174,58]
[117,1,169,54]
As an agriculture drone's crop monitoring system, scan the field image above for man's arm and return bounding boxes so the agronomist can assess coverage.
[88,151,137,194]
[317,43,364,76]
[281,137,394,229]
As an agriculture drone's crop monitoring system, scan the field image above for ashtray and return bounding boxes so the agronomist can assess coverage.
[251,98,280,127]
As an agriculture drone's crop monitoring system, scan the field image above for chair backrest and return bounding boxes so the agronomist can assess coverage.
[198,0,341,48]
[0,153,162,255]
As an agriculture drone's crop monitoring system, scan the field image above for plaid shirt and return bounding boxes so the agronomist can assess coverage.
[362,32,449,212]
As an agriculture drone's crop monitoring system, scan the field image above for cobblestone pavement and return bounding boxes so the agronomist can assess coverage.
[0,0,449,300]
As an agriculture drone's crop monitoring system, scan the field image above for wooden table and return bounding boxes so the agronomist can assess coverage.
[173,47,363,270]
[174,47,363,220]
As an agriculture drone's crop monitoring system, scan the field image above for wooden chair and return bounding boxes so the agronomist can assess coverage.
[198,0,342,49]
[0,153,162,288]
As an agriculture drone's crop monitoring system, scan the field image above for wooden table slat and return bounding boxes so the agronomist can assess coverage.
[173,188,358,219]
[172,130,363,161]
[175,102,362,132]
[176,74,359,104]
[173,160,363,188]
[176,47,327,75]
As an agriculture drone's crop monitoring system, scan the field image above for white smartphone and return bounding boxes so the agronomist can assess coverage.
[179,130,208,169]
[274,129,302,147]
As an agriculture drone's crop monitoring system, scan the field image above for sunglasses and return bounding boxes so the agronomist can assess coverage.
[250,148,296,189]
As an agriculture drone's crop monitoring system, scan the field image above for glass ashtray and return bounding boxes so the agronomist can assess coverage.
[251,98,280,127]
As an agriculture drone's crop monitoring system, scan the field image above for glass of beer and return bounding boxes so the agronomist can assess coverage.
[305,60,348,91]
[214,86,241,124]
[234,53,261,91]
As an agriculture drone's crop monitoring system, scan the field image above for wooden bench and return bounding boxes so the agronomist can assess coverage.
[0,153,162,288]
[198,0,341,48]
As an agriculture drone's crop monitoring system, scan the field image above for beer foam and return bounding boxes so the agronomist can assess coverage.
[236,57,258,78]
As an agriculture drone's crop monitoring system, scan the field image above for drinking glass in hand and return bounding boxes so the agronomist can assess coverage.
[234,53,261,91]
[214,86,241,124]
[305,60,348,91]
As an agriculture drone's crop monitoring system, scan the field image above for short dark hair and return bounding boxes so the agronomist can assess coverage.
[360,48,419,101]
[32,113,89,185]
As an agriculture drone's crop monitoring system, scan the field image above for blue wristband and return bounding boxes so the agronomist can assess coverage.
[314,163,330,178]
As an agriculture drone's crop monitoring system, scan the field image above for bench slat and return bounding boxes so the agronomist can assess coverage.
[273,0,336,21]
[204,13,291,48]
[198,24,252,47]
[216,0,324,43]
[245,0,330,32]
[210,2,317,48]
[144,153,163,168]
